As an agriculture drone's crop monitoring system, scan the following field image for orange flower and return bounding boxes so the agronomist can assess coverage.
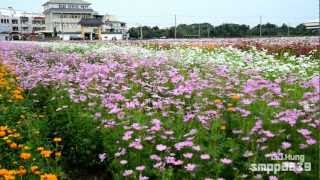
[30,166,39,173]
[37,147,44,152]
[9,143,18,149]
[40,173,58,180]
[4,175,15,180]
[0,131,6,137]
[19,152,32,160]
[41,150,52,158]
[230,94,241,101]
[17,166,27,176]
[0,169,9,176]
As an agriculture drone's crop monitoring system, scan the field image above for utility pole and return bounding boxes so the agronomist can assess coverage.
[140,26,143,40]
[198,24,201,38]
[287,24,290,36]
[259,16,262,37]
[212,25,215,38]
[207,24,210,38]
[174,14,177,39]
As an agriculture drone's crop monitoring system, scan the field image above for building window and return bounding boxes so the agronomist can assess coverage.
[1,19,10,24]
[59,4,66,8]
[22,27,28,31]
[13,27,19,31]
[12,19,18,24]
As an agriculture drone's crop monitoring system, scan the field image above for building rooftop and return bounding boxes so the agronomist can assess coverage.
[105,20,126,24]
[0,8,43,17]
[43,8,94,14]
[78,18,104,27]
[43,0,91,6]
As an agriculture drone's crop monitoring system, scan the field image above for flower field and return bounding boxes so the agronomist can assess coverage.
[0,39,319,180]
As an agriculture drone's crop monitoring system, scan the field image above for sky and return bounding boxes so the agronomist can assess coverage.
[0,0,319,27]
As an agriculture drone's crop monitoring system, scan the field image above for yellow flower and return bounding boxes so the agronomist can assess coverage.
[19,152,32,160]
[227,107,236,112]
[23,146,30,150]
[55,152,62,157]
[5,140,12,145]
[40,150,52,158]
[214,99,222,104]
[53,137,62,143]
[0,126,8,131]
[40,173,58,180]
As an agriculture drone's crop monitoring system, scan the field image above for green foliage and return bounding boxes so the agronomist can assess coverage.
[129,23,317,39]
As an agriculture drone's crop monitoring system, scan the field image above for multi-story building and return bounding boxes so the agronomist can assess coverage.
[102,15,128,40]
[42,0,128,40]
[0,7,45,40]
[43,0,93,35]
[0,1,128,41]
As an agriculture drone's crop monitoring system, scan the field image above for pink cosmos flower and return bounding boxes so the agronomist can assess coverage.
[184,163,196,172]
[306,138,317,145]
[220,158,232,165]
[297,128,311,136]
[269,176,278,180]
[156,144,167,151]
[150,154,161,161]
[183,153,193,159]
[123,170,133,177]
[136,165,145,171]
[200,154,210,160]
[281,142,292,149]
[139,175,149,180]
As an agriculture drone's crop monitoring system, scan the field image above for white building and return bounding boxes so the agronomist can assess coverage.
[303,19,320,30]
[42,0,128,40]
[0,7,45,40]
[102,15,128,40]
[43,0,93,39]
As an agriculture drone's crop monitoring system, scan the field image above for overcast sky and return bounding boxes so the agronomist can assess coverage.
[1,0,318,27]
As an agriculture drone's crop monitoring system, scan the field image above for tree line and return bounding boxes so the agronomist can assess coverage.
[128,23,318,39]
